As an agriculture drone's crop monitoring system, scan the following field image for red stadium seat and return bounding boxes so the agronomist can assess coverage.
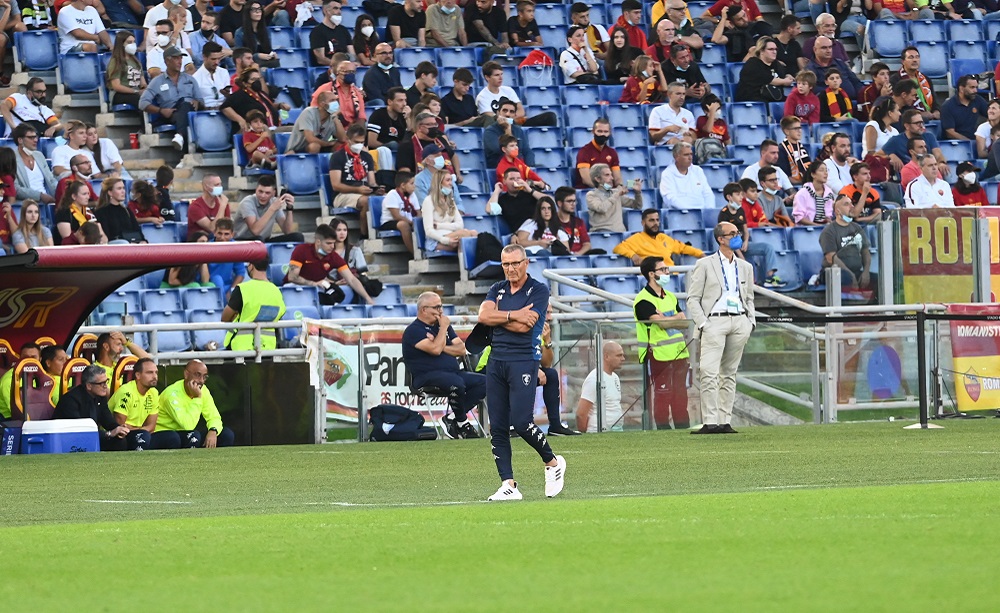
[11,358,56,421]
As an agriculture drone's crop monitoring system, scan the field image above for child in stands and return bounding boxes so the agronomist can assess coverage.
[242,110,278,169]
[819,69,853,122]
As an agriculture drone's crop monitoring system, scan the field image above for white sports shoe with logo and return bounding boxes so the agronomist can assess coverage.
[488,482,523,501]
[544,455,566,498]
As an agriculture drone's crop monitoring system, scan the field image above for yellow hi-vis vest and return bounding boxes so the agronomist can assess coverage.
[634,286,689,363]
[225,279,286,351]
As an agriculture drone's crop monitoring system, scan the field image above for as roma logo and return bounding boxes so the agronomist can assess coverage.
[963,368,981,402]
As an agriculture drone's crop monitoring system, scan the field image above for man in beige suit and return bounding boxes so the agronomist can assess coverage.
[685,222,756,434]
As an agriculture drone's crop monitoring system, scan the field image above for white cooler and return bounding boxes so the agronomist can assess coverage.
[21,419,100,454]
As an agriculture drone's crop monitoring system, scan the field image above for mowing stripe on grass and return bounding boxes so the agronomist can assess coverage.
[83,500,193,505]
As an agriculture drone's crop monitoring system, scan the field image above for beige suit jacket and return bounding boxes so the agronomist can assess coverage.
[686,252,756,329]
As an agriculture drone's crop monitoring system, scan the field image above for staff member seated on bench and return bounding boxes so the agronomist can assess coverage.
[108,357,159,450]
[53,364,131,451]
[153,359,236,449]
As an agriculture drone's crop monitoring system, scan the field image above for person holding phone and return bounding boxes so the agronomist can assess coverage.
[233,174,304,242]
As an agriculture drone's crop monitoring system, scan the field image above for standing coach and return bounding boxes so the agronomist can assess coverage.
[477,244,566,501]
[686,222,756,434]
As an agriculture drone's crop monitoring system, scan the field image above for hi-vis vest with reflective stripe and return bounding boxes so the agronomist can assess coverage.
[634,286,689,362]
[225,279,286,351]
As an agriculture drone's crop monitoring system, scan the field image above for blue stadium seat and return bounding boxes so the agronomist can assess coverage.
[701,207,724,229]
[616,146,649,168]
[277,154,323,195]
[524,85,561,106]
[268,26,296,49]
[460,236,499,279]
[114,277,144,293]
[945,19,982,43]
[670,229,710,253]
[368,196,400,239]
[598,277,640,304]
[414,222,456,257]
[339,4,362,27]
[589,232,623,254]
[763,250,804,292]
[749,227,789,251]
[375,283,403,305]
[731,124,771,147]
[789,226,825,282]
[563,84,604,106]
[569,126,594,148]
[526,255,551,280]
[611,126,646,149]
[591,254,628,269]
[273,48,310,69]
[280,306,321,344]
[937,140,975,163]
[396,47,438,69]
[538,24,568,48]
[445,127,484,150]
[141,223,179,243]
[103,290,141,314]
[768,101,787,123]
[663,208,702,230]
[950,59,988,87]
[908,19,947,43]
[273,131,291,153]
[523,126,562,149]
[701,164,736,189]
[141,289,182,312]
[181,286,225,311]
[726,63,742,85]
[650,146,675,170]
[454,148,485,171]
[438,47,478,69]
[950,41,989,64]
[700,43,727,65]
[187,111,231,152]
[535,167,572,189]
[268,263,287,285]
[462,215,501,236]
[727,102,768,126]
[457,169,488,194]
[147,311,191,352]
[141,269,166,289]
[188,309,227,349]
[267,243,297,268]
[15,30,58,71]
[728,145,759,165]
[371,304,408,318]
[623,208,643,232]
[913,41,948,79]
[867,20,907,58]
[268,67,311,94]
[59,53,102,92]
[533,3,566,25]
[532,148,565,168]
[280,285,321,309]
[605,104,646,129]
[700,63,727,88]
[812,122,859,143]
[564,104,604,128]
[459,193,489,216]
[598,84,625,104]
[322,304,371,319]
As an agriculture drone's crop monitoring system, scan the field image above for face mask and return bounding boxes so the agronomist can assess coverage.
[170,0,181,5]
[361,25,375,37]
[316,246,328,256]
[507,146,519,158]
[201,28,215,39]
[841,214,854,223]
[251,80,263,93]
[656,274,672,289]
[54,136,67,146]
[626,18,635,26]
[593,135,608,146]
[431,156,446,170]
[210,185,224,197]
[762,187,778,196]
[157,34,171,47]
[728,235,743,250]
[441,5,456,13]
[963,172,977,184]
[349,142,364,154]
[501,116,514,126]
[330,14,342,25]
[602,183,612,191]
[727,201,739,211]
[440,187,452,197]
[427,127,442,138]
[327,101,340,114]
[125,42,137,55]
[641,70,649,78]
[378,62,393,70]
[341,72,356,85]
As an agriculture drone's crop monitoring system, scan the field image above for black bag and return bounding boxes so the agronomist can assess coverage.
[369,404,437,441]
[759,84,783,102]
[474,232,505,279]
[358,273,383,298]
[319,284,346,306]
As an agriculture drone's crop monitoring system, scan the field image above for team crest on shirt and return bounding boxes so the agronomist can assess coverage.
[522,374,531,386]
[938,190,944,196]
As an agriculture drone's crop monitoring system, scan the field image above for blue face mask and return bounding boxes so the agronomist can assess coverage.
[842,215,854,223]
[728,235,743,250]
[342,72,356,85]
[431,156,445,170]
[316,246,328,256]
[378,62,393,70]
[440,186,453,196]
[440,5,456,13]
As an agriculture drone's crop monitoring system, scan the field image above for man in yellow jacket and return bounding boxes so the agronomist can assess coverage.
[109,357,159,451]
[153,359,235,449]
[613,208,705,266]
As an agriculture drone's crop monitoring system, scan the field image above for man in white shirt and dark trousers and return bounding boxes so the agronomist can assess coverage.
[822,132,855,195]
[648,82,696,146]
[904,153,955,209]
[192,42,229,110]
[576,341,627,433]
[659,142,715,209]
[686,222,756,434]
[559,25,600,85]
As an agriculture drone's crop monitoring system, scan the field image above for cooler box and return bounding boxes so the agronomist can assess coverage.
[21,419,100,454]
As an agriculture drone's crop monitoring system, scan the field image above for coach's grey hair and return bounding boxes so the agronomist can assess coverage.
[81,364,106,385]
[416,291,440,309]
[673,142,693,160]
[501,244,527,258]
[589,163,609,186]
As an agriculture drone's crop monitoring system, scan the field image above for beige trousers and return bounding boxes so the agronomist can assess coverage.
[698,315,752,425]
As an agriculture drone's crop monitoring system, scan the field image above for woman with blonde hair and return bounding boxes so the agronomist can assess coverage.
[95,177,145,243]
[421,171,477,252]
[11,199,53,253]
[619,55,667,104]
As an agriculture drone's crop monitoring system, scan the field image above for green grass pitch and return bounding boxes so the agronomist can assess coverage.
[2,421,999,612]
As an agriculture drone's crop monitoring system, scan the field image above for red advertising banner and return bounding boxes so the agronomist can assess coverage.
[947,304,1000,412]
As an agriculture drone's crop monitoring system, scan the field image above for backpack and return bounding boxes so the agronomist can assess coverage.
[473,232,504,279]
[369,404,437,441]
[694,137,727,165]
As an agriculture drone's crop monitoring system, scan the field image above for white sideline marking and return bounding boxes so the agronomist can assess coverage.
[294,451,347,454]
[83,499,193,505]
[304,501,480,508]
[926,451,1000,455]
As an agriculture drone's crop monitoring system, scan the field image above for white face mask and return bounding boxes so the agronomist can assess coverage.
[501,116,514,125]
[656,274,672,289]
[361,25,374,37]
[727,201,739,210]
[210,185,223,197]
[157,34,171,47]
[330,14,342,25]
[349,142,364,154]
[764,187,779,196]
[963,172,977,184]
[124,42,137,55]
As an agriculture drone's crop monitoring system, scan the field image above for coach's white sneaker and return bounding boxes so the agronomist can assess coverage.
[544,455,566,498]
[488,482,522,501]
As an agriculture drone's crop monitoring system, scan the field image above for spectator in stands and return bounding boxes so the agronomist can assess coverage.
[876,79,917,128]
[570,3,609,60]
[233,175,302,243]
[53,364,131,451]
[620,55,667,103]
[351,14,379,66]
[378,171,420,254]
[977,99,1000,159]
[366,89,407,166]
[611,0,647,49]
[361,43,402,104]
[645,18,676,65]
[441,69,487,127]
[207,218,245,297]
[311,60,365,127]
[891,47,939,121]
[941,75,987,142]
[61,220,104,245]
[734,36,792,102]
[773,14,804,72]
[784,70,820,125]
[648,82,695,146]
[896,135,933,187]
[561,25,601,85]
[221,67,286,134]
[168,4,196,55]
[875,0,933,20]
[776,117,811,186]
[242,110,278,170]
[952,162,988,207]
[694,93,730,147]
[13,124,56,206]
[405,61,438,108]
[147,19,195,78]
[234,1,277,67]
[603,28,643,84]
[513,197,569,256]
[553,187,593,255]
[856,63,892,124]
[140,47,203,151]
[508,0,542,47]
[822,132,856,194]
[0,198,11,255]
[802,13,847,63]
[742,139,793,192]
[757,167,793,226]
[154,360,236,448]
[711,4,769,64]
[588,163,643,232]
[154,166,177,222]
[165,230,212,286]
[819,194,875,292]
[54,155,99,204]
[286,91,340,154]
[426,0,467,46]
[718,181,784,288]
[86,124,128,179]
[93,331,149,382]
[58,0,112,53]
[105,31,146,110]
[228,47,257,92]
[187,174,230,239]
[95,177,145,243]
[330,122,382,237]
[144,0,193,47]
[309,0,351,65]
[495,134,546,190]
[128,179,165,225]
[793,161,834,225]
[398,111,458,177]
[905,154,955,208]
[575,118,619,189]
[818,69,854,122]
[739,177,775,228]
[660,43,709,103]
[328,217,381,300]
[284,224,375,305]
[493,167,544,231]
[192,41,229,111]
[884,110,949,179]
[414,145,463,210]
[465,0,509,54]
[387,0,426,48]
[1,77,62,138]
[861,99,900,163]
[479,61,557,126]
[659,142,714,209]
[51,121,96,179]
[484,98,534,171]
[806,37,861,100]
[53,180,98,239]
[10,200,52,253]
[614,208,702,265]
[421,172,476,253]
[840,162,884,224]
[189,12,232,65]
